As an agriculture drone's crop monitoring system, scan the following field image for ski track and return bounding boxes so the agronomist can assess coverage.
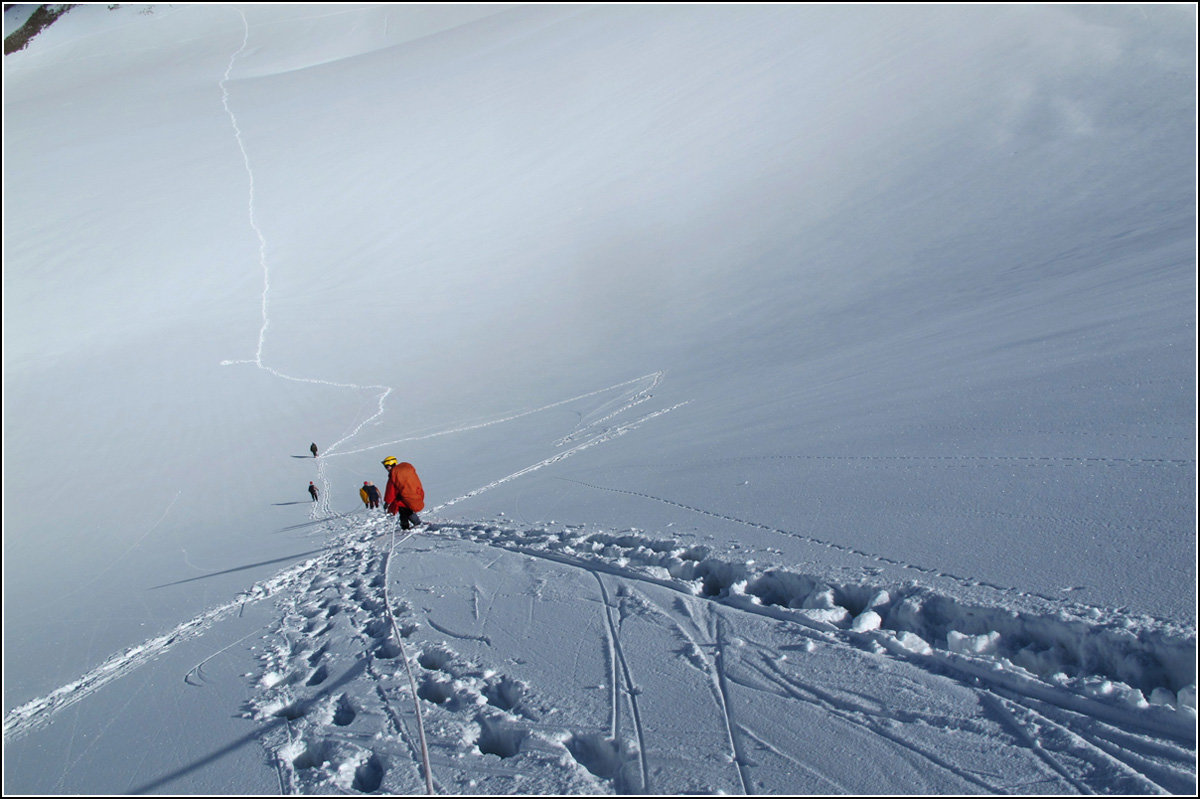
[742,653,1003,793]
[592,573,651,793]
[712,612,753,795]
[981,691,1159,795]
[639,594,748,793]
[1,544,327,741]
[438,522,1195,791]
[992,686,1198,795]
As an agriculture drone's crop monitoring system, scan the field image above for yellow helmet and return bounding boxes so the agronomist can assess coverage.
[382,456,398,467]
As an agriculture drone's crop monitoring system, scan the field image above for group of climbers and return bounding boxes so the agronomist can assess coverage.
[359,481,381,509]
[302,443,425,530]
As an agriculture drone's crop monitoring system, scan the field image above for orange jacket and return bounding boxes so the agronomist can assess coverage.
[384,461,425,514]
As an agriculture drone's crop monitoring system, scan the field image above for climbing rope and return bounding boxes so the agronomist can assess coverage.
[382,525,435,794]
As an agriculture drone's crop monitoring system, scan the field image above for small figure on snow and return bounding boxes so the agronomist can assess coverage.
[382,456,425,530]
[360,482,371,508]
[308,481,319,502]
[310,442,319,458]
[365,481,381,509]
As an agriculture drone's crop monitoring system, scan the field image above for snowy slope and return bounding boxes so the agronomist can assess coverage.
[3,3,1196,794]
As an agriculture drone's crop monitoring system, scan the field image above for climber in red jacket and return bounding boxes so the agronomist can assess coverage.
[382,456,425,530]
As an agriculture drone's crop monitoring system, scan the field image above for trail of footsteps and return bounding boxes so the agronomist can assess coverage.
[561,477,1079,604]
[218,7,392,519]
[244,527,613,794]
[246,532,417,794]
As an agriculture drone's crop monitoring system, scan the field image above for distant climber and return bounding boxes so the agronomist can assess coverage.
[365,481,381,509]
[308,481,319,502]
[360,482,371,509]
[310,442,319,458]
[382,456,425,530]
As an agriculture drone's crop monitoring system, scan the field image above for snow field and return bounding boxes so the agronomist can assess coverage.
[3,3,1195,794]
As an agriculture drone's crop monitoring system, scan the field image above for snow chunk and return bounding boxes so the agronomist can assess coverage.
[802,587,838,610]
[799,607,849,628]
[866,590,891,609]
[947,630,1001,656]
[1148,687,1176,708]
[850,610,883,633]
[1177,684,1196,713]
[895,631,933,655]
[259,671,287,689]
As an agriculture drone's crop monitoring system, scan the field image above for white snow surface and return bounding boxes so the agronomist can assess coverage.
[3,3,1196,795]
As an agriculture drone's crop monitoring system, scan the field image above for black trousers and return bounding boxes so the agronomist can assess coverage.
[398,508,422,530]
